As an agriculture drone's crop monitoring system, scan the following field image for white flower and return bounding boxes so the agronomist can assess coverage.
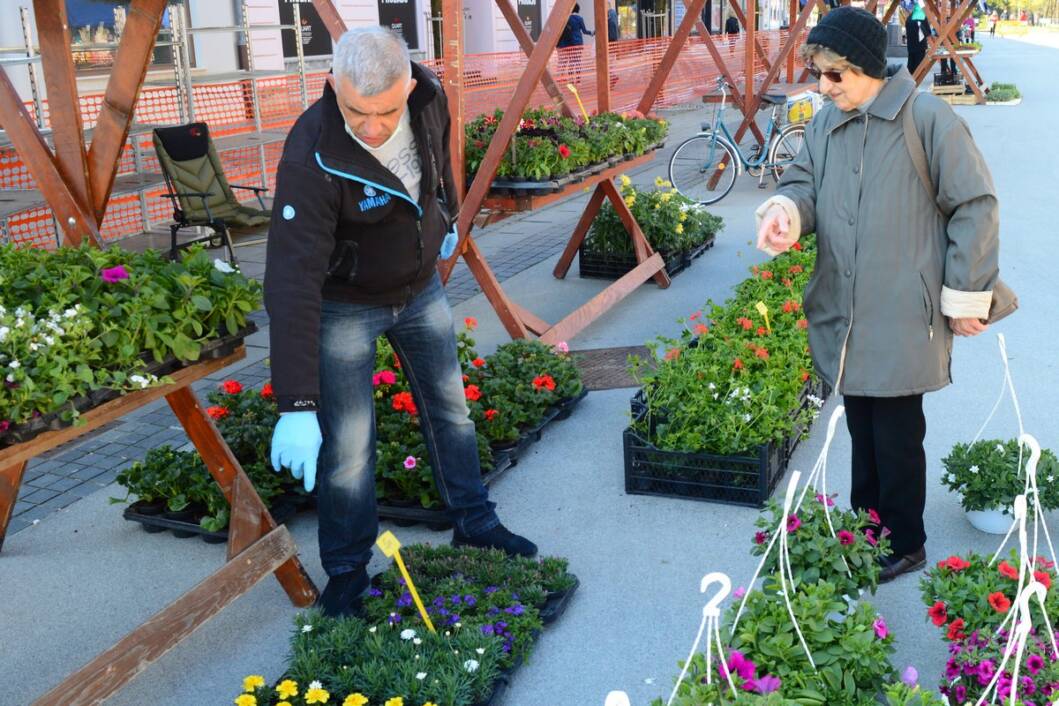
[970,465,980,475]
[8,360,19,369]
[0,326,8,341]
[713,393,719,400]
[15,318,25,328]
[1048,475,1055,484]
[708,382,716,391]
[454,622,462,628]
[5,374,13,383]
[368,626,377,633]
[29,343,39,352]
[476,648,486,655]
[301,624,313,633]
[416,672,427,680]
[64,308,77,319]
[14,307,25,318]
[44,336,54,345]
[401,629,416,640]
[309,681,323,690]
[129,374,151,389]
[743,413,752,422]
[413,638,422,645]
[464,659,480,673]
[214,258,235,273]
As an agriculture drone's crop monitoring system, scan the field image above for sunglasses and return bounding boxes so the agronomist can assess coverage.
[806,62,845,83]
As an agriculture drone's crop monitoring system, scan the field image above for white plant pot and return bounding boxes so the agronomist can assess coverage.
[966,507,1013,534]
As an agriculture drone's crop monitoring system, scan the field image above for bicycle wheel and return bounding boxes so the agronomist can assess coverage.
[668,134,740,205]
[769,123,806,183]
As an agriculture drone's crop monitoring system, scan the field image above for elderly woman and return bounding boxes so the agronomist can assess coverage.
[756,7,1000,582]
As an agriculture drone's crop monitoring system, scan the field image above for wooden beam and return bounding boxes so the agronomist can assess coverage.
[0,461,28,552]
[442,0,466,203]
[86,0,167,225]
[33,0,93,225]
[744,0,756,118]
[509,302,552,336]
[312,0,348,42]
[913,0,976,85]
[882,0,902,23]
[461,238,531,338]
[31,526,300,706]
[636,0,709,114]
[594,0,611,113]
[728,0,774,73]
[600,179,670,287]
[553,186,608,278]
[165,385,317,607]
[0,68,102,247]
[539,253,665,345]
[495,0,576,117]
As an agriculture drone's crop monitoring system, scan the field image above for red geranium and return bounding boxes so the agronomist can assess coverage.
[485,409,499,421]
[789,264,804,274]
[797,319,809,330]
[946,618,967,641]
[928,601,948,627]
[756,327,768,336]
[472,357,486,368]
[694,324,710,336]
[260,382,274,399]
[221,380,243,394]
[998,561,1019,580]
[464,317,478,331]
[733,358,744,371]
[532,374,556,391]
[558,144,571,159]
[755,347,770,360]
[392,391,418,415]
[800,370,810,382]
[664,348,681,361]
[761,270,774,280]
[937,555,971,572]
[782,300,801,314]
[465,385,482,402]
[737,317,753,331]
[988,592,1012,613]
[792,242,803,251]
[206,406,229,420]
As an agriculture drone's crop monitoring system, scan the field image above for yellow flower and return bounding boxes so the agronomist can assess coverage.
[276,680,299,699]
[306,687,331,704]
[385,698,405,706]
[659,192,672,203]
[654,176,666,187]
[423,703,439,706]
[278,703,292,706]
[659,119,668,127]
[675,223,684,234]
[343,695,370,706]
[234,696,256,706]
[243,675,266,693]
[619,174,632,187]
[679,211,688,222]
[624,194,636,208]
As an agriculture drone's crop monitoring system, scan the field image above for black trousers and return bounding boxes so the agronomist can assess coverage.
[844,394,927,556]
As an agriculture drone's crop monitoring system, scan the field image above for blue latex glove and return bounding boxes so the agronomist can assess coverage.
[270,411,322,492]
[440,227,459,259]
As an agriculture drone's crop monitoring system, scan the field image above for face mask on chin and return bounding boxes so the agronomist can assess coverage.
[345,112,405,152]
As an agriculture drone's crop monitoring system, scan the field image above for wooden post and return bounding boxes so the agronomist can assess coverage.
[0,461,28,552]
[745,0,756,111]
[787,0,797,82]
[495,0,577,116]
[441,0,466,200]
[635,0,710,114]
[595,0,611,113]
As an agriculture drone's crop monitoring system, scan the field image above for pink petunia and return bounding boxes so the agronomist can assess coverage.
[873,616,889,639]
[753,675,782,694]
[816,493,835,507]
[786,514,801,533]
[838,530,855,545]
[754,531,768,545]
[403,456,417,469]
[100,265,130,283]
[864,528,878,546]
[868,508,882,525]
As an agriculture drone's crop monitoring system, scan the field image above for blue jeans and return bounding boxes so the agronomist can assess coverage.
[316,273,499,576]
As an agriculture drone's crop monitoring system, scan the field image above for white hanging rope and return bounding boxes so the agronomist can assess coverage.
[666,573,738,706]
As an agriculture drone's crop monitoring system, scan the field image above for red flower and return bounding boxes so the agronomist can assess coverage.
[465,385,482,402]
[221,380,243,395]
[797,319,809,330]
[988,592,1012,613]
[558,144,571,159]
[755,347,770,360]
[694,324,710,336]
[946,618,966,641]
[689,311,702,321]
[392,391,418,415]
[532,374,556,391]
[485,409,499,421]
[664,348,681,361]
[464,317,478,330]
[789,264,804,274]
[733,358,744,371]
[792,242,803,251]
[937,555,971,572]
[1034,570,1052,590]
[761,270,774,280]
[999,561,1019,580]
[782,300,801,314]
[393,354,401,370]
[928,601,948,627]
[206,406,229,420]
[472,357,486,368]
[782,278,794,288]
[756,327,768,336]
[801,370,810,382]
[260,383,274,399]
[737,317,753,331]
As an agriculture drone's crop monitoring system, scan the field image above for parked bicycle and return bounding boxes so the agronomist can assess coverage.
[668,77,808,205]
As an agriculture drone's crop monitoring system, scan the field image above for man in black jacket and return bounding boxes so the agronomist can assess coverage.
[264,26,537,618]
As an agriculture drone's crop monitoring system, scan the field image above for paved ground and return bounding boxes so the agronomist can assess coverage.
[2,33,1057,706]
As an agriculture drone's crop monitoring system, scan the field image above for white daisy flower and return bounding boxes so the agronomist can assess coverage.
[301,624,313,633]
[309,680,323,690]
[9,360,20,369]
[413,638,422,645]
[970,465,980,474]
[464,659,480,673]
[368,626,377,633]
[64,308,77,319]
[476,648,486,655]
[416,672,427,680]
[401,629,416,640]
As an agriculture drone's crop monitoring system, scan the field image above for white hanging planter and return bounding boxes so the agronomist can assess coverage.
[966,506,1013,534]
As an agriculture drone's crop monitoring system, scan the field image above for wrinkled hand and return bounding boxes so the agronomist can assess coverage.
[950,317,989,337]
[756,204,798,255]
[270,411,322,492]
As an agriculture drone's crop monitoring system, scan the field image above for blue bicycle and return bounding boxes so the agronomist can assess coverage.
[668,77,807,205]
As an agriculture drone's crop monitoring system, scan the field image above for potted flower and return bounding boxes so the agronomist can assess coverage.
[939,627,1059,704]
[940,438,1059,533]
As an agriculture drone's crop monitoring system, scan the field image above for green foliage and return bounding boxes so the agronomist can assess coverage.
[585,176,724,257]
[631,238,820,455]
[940,438,1059,512]
[881,683,949,706]
[986,82,1021,102]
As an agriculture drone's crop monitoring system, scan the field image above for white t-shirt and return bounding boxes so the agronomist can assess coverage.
[346,110,422,204]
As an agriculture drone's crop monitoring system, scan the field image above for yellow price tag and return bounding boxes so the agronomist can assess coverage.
[375,531,436,633]
[565,83,592,123]
[755,301,772,334]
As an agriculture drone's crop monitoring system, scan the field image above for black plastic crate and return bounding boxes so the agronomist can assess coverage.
[578,243,687,281]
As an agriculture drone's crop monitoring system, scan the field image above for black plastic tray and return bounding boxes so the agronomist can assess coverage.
[540,576,580,625]
[578,234,715,283]
[122,490,304,543]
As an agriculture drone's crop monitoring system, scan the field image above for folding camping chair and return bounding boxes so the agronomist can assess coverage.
[152,122,272,265]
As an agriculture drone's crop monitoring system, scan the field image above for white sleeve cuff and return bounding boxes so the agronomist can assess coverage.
[941,285,992,320]
[754,195,802,257]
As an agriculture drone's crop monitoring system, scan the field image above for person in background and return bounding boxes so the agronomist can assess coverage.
[725,13,740,55]
[963,14,975,42]
[989,11,998,37]
[905,0,930,75]
[558,3,594,83]
[755,7,1001,584]
[608,0,620,41]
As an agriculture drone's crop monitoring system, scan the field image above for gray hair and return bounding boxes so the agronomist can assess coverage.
[332,27,412,96]
[799,43,864,74]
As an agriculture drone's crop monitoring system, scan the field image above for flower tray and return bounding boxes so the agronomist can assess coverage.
[539,575,580,625]
[121,489,305,543]
[480,143,666,198]
[378,391,588,530]
[0,323,258,451]
[624,378,827,508]
[578,234,715,283]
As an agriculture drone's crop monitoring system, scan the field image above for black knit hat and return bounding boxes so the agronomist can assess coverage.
[806,7,888,79]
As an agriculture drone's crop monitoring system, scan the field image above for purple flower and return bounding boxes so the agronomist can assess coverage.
[484,586,498,594]
[873,617,888,640]
[451,594,462,605]
[977,660,996,686]
[719,651,757,682]
[954,685,967,703]
[464,594,476,606]
[1029,654,1046,675]
[100,265,130,283]
[902,666,918,687]
[505,604,525,616]
[388,613,402,625]
[753,675,781,694]
[487,607,500,616]
[733,586,746,600]
[786,515,801,533]
[1022,676,1038,695]
[481,624,495,636]
[754,531,768,545]
[396,592,413,608]
[369,587,383,598]
[447,614,461,625]
[0,420,9,433]
[433,596,445,608]
[945,659,962,681]
[437,608,450,617]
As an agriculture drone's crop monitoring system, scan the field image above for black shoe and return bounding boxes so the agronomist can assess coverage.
[452,523,538,558]
[879,546,927,584]
[316,569,369,618]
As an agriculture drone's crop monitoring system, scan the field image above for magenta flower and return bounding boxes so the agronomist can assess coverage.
[754,531,768,545]
[0,420,9,433]
[100,265,129,283]
[733,586,746,600]
[873,616,889,639]
[868,508,881,525]
[902,666,918,686]
[786,515,801,533]
[753,675,782,694]
[373,370,397,386]
[403,456,417,469]
[838,530,855,545]
[1028,653,1045,674]
[816,493,835,507]
[864,528,878,546]
[718,650,757,682]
